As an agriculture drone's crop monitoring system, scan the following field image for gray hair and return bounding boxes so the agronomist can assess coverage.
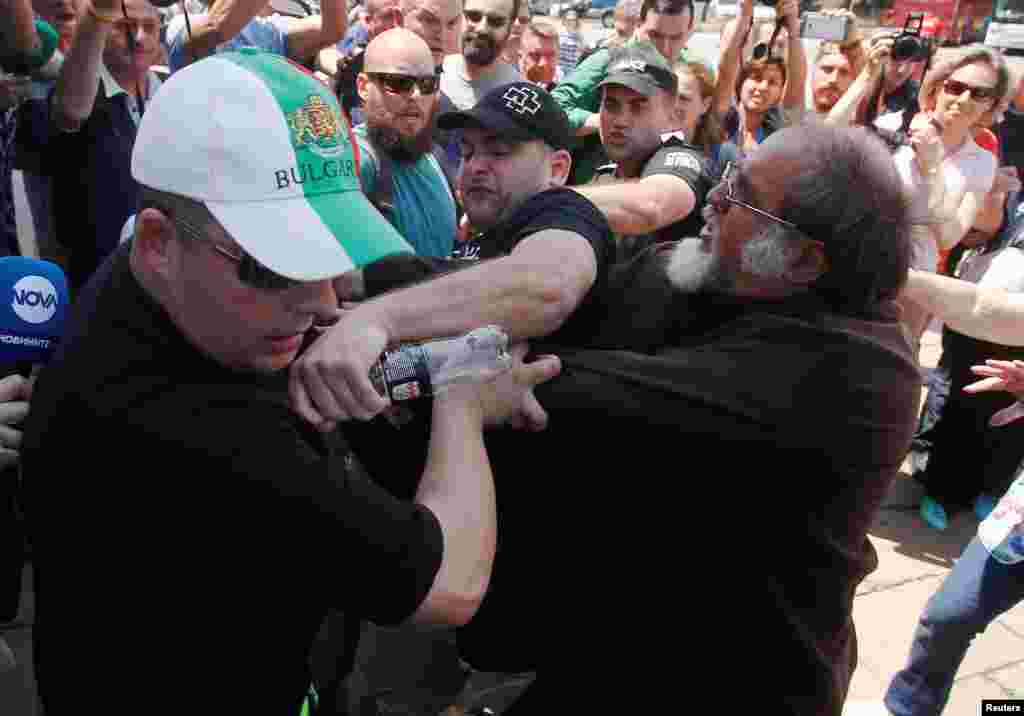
[740,227,798,279]
[768,124,912,314]
[919,44,1010,112]
[526,19,559,40]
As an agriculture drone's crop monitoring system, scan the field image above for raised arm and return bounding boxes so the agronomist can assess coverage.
[713,0,752,118]
[778,0,805,111]
[52,0,118,130]
[0,0,38,60]
[824,39,888,127]
[283,0,348,66]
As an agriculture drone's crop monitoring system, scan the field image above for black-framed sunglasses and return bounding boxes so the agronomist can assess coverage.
[941,78,998,103]
[366,71,441,97]
[172,214,301,292]
[463,8,508,28]
[709,162,804,234]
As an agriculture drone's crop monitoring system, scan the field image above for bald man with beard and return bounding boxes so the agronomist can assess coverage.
[354,28,458,258]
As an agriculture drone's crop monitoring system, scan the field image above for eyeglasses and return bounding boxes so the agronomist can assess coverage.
[172,215,301,292]
[366,71,441,96]
[941,79,998,103]
[708,162,804,234]
[463,9,508,29]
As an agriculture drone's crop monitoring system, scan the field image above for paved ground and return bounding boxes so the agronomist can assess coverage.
[840,327,1024,714]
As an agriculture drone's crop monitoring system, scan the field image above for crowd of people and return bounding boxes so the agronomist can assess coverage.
[2,0,1024,712]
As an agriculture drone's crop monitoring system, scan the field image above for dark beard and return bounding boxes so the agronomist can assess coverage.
[463,31,502,67]
[366,119,435,162]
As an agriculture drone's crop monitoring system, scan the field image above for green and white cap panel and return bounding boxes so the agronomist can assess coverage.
[132,48,412,281]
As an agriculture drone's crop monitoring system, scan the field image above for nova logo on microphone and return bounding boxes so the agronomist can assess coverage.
[12,275,59,324]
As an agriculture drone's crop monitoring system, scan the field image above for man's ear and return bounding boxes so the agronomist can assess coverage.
[133,207,177,281]
[357,72,370,103]
[549,148,572,186]
[784,239,829,286]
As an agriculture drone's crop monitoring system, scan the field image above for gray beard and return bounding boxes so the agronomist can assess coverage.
[665,239,731,294]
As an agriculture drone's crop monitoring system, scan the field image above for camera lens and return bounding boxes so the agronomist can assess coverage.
[891,35,922,62]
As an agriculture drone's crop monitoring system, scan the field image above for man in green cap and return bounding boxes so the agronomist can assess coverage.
[550,0,704,184]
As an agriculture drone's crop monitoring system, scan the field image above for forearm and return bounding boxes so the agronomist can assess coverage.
[318,46,343,75]
[356,242,593,343]
[972,192,1007,236]
[179,0,270,66]
[714,18,747,116]
[574,178,694,236]
[782,31,807,110]
[935,190,980,251]
[0,0,38,58]
[903,269,1024,345]
[825,70,877,126]
[54,12,112,128]
[318,0,347,50]
[411,397,494,626]
[287,0,347,65]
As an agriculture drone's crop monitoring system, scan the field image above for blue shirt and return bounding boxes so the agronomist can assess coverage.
[167,15,290,73]
[354,125,456,259]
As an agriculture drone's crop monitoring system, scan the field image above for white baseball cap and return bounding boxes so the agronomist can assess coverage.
[132,48,412,282]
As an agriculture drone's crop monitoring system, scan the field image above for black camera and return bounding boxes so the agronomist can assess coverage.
[891,12,932,62]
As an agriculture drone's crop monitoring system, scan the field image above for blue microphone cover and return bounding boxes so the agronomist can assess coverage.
[0,257,69,365]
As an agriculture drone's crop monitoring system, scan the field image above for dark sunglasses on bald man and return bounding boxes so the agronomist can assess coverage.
[367,71,442,96]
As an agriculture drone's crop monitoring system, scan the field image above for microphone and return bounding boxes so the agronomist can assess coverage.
[0,257,69,367]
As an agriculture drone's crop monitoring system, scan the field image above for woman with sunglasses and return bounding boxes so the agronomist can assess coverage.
[711,0,805,161]
[874,45,1014,532]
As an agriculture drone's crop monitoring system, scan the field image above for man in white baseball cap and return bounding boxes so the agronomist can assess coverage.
[20,48,559,716]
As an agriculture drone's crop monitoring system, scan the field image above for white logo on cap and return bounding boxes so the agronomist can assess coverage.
[503,87,542,115]
[12,275,58,324]
[611,59,647,74]
[664,152,703,174]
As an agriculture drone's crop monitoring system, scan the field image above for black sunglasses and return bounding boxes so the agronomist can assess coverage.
[366,71,442,97]
[171,214,300,292]
[463,9,508,28]
[941,78,998,103]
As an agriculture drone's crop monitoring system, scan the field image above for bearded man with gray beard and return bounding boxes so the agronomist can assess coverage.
[353,28,457,257]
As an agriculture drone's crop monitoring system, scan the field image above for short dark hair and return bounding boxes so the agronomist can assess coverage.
[639,0,694,29]
[734,56,787,102]
[770,125,911,315]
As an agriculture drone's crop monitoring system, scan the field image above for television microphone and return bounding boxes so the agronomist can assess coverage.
[0,257,69,368]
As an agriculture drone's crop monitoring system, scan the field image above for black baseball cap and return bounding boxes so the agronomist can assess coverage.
[437,81,573,151]
[599,42,678,97]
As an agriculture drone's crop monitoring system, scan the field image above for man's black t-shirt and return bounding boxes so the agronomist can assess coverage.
[593,133,714,260]
[365,186,617,347]
[20,244,444,714]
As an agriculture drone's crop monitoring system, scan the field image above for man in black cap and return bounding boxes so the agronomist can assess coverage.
[573,42,713,260]
[291,80,618,424]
